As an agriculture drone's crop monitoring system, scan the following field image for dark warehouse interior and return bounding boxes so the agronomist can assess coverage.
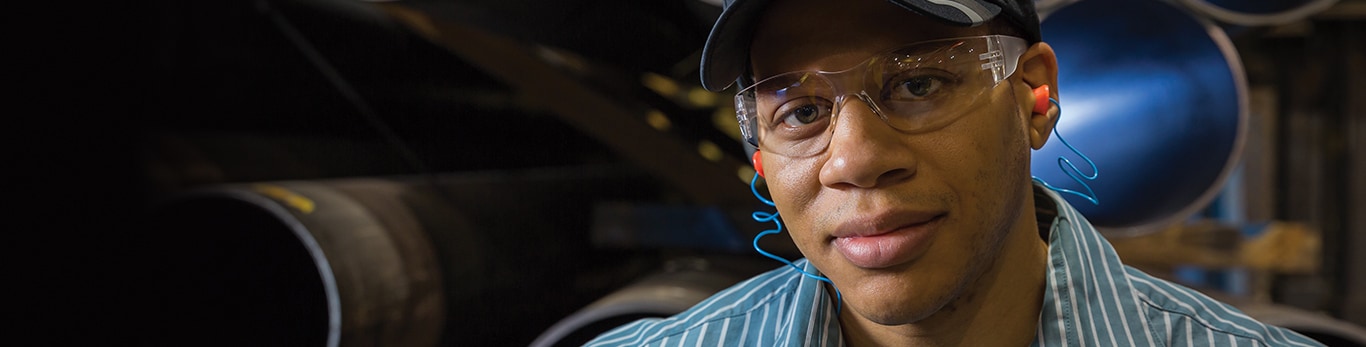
[15,0,1366,345]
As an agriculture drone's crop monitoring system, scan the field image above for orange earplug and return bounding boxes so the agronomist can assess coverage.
[1033,85,1052,115]
[752,151,765,178]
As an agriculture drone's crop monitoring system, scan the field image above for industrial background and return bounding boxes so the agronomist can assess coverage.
[16,0,1366,345]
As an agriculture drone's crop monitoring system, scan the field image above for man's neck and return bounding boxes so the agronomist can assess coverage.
[841,194,1051,347]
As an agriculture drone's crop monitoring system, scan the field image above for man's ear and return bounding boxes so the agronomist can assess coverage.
[1017,42,1060,150]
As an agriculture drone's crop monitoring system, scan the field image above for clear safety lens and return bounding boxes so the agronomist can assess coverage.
[735,35,1027,158]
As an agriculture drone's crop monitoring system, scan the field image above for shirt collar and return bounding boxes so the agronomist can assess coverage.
[1036,184,1151,345]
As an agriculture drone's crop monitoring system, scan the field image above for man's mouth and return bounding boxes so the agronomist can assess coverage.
[830,212,946,269]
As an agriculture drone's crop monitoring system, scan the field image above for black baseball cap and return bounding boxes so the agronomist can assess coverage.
[699,0,1042,91]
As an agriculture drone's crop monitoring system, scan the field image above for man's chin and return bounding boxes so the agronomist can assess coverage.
[843,291,959,326]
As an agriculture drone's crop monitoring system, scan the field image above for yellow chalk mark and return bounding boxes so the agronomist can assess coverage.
[254,184,316,214]
[697,140,724,162]
[641,72,681,97]
[646,109,672,131]
[737,166,756,183]
[687,87,717,107]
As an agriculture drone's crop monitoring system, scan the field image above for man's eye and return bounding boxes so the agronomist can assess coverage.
[890,76,945,99]
[779,103,832,127]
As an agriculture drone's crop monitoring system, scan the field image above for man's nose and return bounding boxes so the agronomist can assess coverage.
[817,96,918,189]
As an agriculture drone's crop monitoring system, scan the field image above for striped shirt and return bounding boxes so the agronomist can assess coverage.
[584,187,1324,346]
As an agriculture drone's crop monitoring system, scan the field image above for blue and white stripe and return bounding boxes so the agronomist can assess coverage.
[583,259,843,347]
[586,186,1324,346]
[1034,186,1321,346]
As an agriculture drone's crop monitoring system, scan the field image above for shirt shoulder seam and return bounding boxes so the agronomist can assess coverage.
[1134,290,1273,344]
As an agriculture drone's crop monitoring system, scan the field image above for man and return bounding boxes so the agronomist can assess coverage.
[586,0,1323,345]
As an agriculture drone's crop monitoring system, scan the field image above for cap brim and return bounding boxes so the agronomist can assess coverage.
[699,0,771,92]
[890,0,1002,26]
[699,0,1003,92]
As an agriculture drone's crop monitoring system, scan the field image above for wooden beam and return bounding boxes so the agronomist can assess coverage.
[375,4,755,209]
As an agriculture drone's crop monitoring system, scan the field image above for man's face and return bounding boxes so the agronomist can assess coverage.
[750,0,1041,325]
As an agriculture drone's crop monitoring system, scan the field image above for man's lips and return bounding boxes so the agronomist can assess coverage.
[830,211,946,269]
[830,210,944,238]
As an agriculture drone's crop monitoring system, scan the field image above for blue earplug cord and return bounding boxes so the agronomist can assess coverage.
[750,172,843,315]
[1032,98,1101,205]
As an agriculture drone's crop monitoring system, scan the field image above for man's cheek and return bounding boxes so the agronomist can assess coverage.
[770,159,824,203]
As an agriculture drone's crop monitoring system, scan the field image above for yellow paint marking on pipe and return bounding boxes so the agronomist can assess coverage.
[253,184,316,214]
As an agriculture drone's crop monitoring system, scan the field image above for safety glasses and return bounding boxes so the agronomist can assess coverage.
[735,35,1028,157]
